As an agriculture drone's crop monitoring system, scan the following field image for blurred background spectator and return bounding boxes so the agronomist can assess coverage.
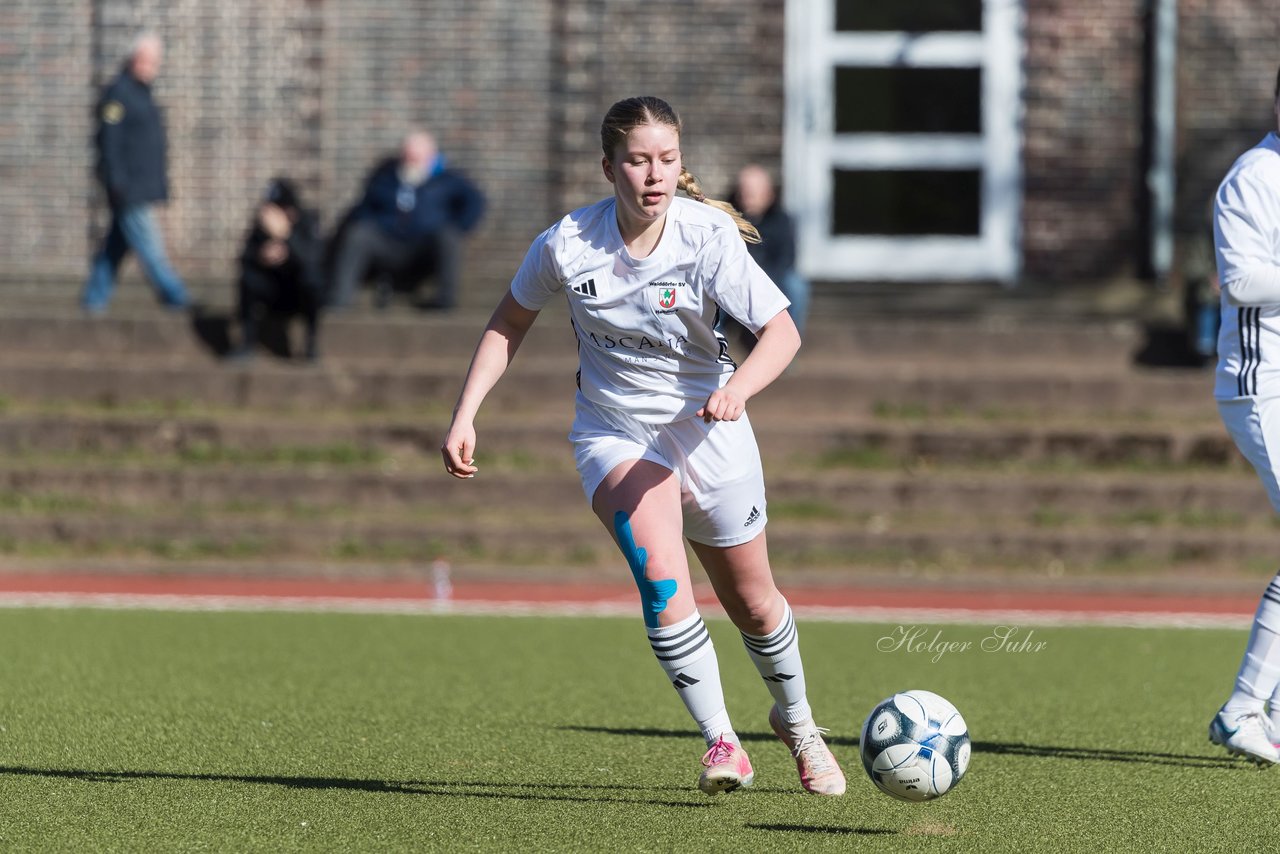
[229,177,325,362]
[718,164,807,354]
[81,32,190,315]
[732,163,808,338]
[1182,200,1222,364]
[326,130,486,311]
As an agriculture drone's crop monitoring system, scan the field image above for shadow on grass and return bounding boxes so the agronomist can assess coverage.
[0,765,711,809]
[973,740,1241,770]
[563,725,793,744]
[748,823,895,836]
[562,726,1244,770]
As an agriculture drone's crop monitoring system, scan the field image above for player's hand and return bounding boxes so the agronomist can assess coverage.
[441,420,479,478]
[697,387,747,422]
[258,239,288,266]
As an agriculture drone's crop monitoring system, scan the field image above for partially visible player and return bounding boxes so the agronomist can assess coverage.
[1207,64,1280,765]
[441,96,845,796]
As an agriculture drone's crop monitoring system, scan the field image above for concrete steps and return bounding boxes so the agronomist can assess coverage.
[0,410,1241,470]
[0,465,1264,518]
[0,301,1144,363]
[0,496,1267,576]
[0,352,1218,419]
[0,297,1264,585]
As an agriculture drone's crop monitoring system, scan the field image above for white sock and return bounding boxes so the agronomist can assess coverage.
[741,599,812,727]
[1228,573,1280,715]
[647,611,734,746]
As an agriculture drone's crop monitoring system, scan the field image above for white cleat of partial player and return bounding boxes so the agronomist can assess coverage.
[1208,707,1280,766]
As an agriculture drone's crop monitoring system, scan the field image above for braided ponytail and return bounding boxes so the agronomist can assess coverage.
[678,168,761,245]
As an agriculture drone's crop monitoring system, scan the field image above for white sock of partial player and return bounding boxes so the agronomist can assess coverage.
[1227,573,1280,716]
[741,599,813,727]
[647,611,735,746]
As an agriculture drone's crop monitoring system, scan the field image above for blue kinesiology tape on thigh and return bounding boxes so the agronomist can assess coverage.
[614,510,677,628]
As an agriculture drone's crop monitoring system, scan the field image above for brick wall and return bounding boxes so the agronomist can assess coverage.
[554,0,787,216]
[1022,0,1280,283]
[1021,0,1147,282]
[1176,0,1280,237]
[1,0,1277,298]
[0,0,95,284]
[318,0,558,302]
[0,0,788,306]
[103,0,326,284]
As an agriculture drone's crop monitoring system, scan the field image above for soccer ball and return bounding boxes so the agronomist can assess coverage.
[859,690,970,802]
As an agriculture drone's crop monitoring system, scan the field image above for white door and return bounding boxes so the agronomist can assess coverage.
[785,0,1024,283]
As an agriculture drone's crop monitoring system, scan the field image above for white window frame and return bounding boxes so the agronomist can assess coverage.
[784,0,1024,283]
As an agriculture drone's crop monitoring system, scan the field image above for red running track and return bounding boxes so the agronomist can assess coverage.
[0,572,1259,624]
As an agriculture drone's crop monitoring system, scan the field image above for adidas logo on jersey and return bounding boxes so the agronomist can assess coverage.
[569,278,597,298]
[744,506,761,527]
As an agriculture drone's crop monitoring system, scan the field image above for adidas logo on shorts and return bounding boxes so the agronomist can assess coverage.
[744,506,761,527]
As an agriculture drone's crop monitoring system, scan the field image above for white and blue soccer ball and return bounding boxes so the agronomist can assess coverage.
[859,689,971,802]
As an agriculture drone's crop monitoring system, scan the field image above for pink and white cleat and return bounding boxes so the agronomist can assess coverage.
[698,735,754,795]
[769,705,847,795]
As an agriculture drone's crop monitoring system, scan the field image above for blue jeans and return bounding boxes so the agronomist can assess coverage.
[83,204,189,311]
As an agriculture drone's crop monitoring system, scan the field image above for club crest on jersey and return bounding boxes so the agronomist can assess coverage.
[650,280,686,312]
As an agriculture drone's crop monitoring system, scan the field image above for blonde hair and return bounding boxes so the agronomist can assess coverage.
[600,96,761,244]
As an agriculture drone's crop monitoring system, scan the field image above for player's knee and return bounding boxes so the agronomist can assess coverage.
[613,510,681,627]
[635,567,678,629]
[730,588,782,635]
[638,553,680,585]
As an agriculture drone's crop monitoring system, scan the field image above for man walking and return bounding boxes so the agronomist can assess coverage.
[83,32,190,314]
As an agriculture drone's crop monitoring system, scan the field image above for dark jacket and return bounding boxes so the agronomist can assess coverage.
[741,200,798,288]
[94,71,169,208]
[240,209,325,301]
[354,158,486,243]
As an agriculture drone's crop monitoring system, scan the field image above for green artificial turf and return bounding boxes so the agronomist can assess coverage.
[0,608,1272,851]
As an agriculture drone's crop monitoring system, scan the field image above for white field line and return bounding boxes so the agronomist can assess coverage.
[0,591,1251,629]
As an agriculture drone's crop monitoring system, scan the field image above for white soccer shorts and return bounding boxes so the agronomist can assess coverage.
[1220,396,1280,511]
[569,392,769,547]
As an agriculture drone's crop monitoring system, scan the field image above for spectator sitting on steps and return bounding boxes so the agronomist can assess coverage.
[327,130,486,311]
[229,177,325,362]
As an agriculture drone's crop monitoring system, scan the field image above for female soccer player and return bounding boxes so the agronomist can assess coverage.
[1206,66,1280,766]
[441,96,845,796]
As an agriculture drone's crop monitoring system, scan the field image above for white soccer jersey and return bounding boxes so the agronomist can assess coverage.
[510,196,791,422]
[1214,133,1280,399]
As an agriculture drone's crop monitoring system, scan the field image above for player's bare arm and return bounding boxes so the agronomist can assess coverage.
[699,308,801,422]
[442,291,540,477]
